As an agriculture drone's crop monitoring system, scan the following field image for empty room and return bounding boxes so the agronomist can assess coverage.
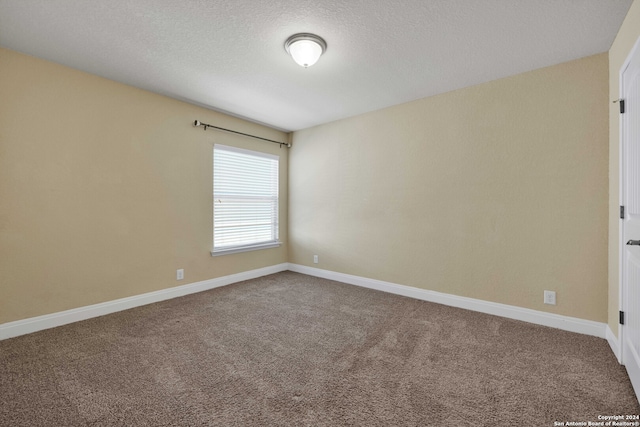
[3,0,640,425]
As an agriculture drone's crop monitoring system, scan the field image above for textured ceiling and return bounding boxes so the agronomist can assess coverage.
[0,0,633,131]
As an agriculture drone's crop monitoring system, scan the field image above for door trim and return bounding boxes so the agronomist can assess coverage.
[619,34,640,366]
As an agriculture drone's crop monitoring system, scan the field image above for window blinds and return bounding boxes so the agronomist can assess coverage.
[213,144,279,253]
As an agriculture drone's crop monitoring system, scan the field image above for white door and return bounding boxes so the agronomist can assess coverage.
[622,36,640,400]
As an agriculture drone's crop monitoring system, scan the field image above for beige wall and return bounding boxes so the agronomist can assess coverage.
[609,0,640,338]
[0,47,288,324]
[290,53,609,322]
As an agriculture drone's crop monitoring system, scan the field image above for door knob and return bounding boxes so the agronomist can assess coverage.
[627,240,640,246]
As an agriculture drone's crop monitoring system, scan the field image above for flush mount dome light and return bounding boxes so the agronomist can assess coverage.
[284,33,327,68]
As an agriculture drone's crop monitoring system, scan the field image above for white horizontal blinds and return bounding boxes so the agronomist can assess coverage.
[213,145,279,251]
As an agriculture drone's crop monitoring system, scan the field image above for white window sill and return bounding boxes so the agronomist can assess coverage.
[211,241,282,257]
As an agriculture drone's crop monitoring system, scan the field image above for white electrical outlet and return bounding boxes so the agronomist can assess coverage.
[544,290,556,305]
[177,269,184,280]
[313,255,319,264]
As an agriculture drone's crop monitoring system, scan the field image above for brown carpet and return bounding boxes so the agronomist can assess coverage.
[1,271,638,426]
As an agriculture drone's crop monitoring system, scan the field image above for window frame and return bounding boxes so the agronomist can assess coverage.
[211,144,281,256]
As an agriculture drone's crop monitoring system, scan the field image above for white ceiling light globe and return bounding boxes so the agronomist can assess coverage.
[289,39,323,67]
[285,33,327,68]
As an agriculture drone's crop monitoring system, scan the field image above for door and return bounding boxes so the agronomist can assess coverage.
[622,36,640,400]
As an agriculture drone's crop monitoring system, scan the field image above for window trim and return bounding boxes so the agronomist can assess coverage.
[211,144,281,256]
[210,241,282,257]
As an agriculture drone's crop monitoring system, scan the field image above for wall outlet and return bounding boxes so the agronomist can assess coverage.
[544,290,556,305]
[177,269,184,280]
[313,255,319,264]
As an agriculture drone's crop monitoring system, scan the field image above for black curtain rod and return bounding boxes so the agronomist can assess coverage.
[193,120,290,148]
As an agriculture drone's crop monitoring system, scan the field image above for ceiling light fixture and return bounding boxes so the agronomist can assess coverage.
[284,33,327,68]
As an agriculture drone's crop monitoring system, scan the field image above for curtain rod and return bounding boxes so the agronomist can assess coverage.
[193,120,291,148]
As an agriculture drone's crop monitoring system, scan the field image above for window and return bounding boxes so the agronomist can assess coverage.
[212,144,280,255]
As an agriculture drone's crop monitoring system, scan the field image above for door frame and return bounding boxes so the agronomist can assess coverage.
[619,34,640,366]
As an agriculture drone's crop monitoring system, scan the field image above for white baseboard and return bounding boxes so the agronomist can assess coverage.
[0,263,289,341]
[607,325,622,363]
[288,264,607,339]
[1,262,610,343]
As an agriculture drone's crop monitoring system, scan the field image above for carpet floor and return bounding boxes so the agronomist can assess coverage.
[1,271,638,426]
